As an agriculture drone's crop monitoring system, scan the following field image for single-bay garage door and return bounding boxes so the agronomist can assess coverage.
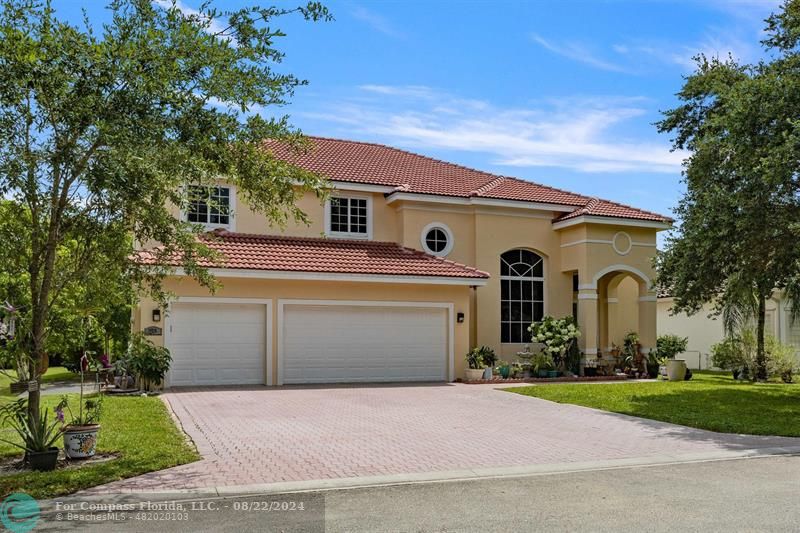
[168,302,266,386]
[281,302,449,384]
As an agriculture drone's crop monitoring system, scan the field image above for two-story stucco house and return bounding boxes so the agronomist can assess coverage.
[133,137,672,386]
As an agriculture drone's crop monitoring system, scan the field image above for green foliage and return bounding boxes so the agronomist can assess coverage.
[655,334,689,360]
[465,346,496,369]
[0,0,330,424]
[55,392,102,427]
[529,316,581,366]
[531,352,554,373]
[711,328,797,382]
[0,399,62,453]
[656,0,800,381]
[126,333,172,391]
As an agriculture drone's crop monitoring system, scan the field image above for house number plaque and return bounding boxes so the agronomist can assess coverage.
[143,326,163,336]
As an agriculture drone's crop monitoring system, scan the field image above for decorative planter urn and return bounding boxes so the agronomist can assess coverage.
[63,424,100,459]
[464,369,484,382]
[666,359,687,382]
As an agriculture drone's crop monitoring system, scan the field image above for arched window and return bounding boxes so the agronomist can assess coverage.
[500,249,544,343]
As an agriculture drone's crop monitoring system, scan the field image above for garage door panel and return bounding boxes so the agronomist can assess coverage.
[282,304,448,384]
[169,303,266,386]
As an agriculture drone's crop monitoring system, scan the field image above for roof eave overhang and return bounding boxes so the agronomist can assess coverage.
[552,215,673,231]
[384,191,577,213]
[172,267,488,286]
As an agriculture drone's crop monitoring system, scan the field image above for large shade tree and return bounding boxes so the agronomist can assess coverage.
[0,0,330,423]
[657,0,800,380]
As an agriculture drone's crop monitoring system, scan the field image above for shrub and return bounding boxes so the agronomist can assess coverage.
[655,334,689,359]
[529,316,581,368]
[126,333,172,391]
[711,328,797,382]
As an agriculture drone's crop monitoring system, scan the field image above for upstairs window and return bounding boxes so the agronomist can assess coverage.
[327,196,370,238]
[500,249,545,343]
[186,186,232,227]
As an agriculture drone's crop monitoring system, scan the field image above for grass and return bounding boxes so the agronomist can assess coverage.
[505,371,800,437]
[0,394,200,499]
[0,366,80,398]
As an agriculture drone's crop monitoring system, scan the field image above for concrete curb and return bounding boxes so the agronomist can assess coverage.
[82,445,800,498]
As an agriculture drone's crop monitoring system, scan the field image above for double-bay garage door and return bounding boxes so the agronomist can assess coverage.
[167,300,448,386]
[281,303,448,384]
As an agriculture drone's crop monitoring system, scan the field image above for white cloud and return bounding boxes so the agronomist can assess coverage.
[613,31,760,72]
[154,0,229,36]
[530,34,630,73]
[351,6,405,39]
[297,86,685,174]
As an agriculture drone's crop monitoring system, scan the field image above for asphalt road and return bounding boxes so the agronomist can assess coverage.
[36,454,800,532]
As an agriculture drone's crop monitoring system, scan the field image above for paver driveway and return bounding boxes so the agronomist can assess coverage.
[89,383,800,493]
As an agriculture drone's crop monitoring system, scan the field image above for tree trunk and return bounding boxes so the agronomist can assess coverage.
[755,295,767,382]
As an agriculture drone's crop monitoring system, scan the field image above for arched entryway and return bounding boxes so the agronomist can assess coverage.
[575,265,657,372]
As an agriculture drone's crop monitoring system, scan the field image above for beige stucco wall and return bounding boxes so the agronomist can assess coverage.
[657,296,784,369]
[134,277,472,384]
[142,185,665,379]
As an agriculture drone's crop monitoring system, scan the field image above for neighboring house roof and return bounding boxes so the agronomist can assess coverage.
[264,136,673,224]
[138,229,490,280]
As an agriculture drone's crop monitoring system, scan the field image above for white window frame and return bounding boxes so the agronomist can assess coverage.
[500,249,546,344]
[420,222,454,257]
[182,184,237,232]
[324,194,372,239]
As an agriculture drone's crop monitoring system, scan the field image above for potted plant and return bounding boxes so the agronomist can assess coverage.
[0,399,63,471]
[584,357,598,377]
[531,352,553,378]
[622,332,641,375]
[464,347,487,381]
[476,346,497,379]
[656,334,689,381]
[56,354,103,459]
[496,360,511,379]
[126,333,173,391]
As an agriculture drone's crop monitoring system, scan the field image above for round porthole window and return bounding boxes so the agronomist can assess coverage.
[421,223,454,256]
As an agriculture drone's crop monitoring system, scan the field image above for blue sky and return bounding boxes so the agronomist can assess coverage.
[56,0,782,228]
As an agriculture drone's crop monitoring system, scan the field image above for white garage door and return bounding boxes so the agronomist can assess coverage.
[168,302,266,386]
[281,303,448,384]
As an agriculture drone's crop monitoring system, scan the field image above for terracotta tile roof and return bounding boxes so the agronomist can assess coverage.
[265,136,672,224]
[554,197,672,223]
[138,230,489,280]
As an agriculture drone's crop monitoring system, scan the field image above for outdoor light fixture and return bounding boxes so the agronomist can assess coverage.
[152,309,161,322]
[457,312,465,323]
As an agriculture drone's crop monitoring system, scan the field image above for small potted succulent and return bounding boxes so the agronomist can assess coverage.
[0,399,63,471]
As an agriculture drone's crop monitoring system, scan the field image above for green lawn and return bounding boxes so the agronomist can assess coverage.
[0,366,80,398]
[506,371,800,437]
[0,394,200,499]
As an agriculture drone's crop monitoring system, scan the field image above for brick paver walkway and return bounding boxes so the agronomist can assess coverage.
[87,383,800,493]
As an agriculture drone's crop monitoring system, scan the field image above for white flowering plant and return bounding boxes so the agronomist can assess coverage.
[528,316,581,367]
